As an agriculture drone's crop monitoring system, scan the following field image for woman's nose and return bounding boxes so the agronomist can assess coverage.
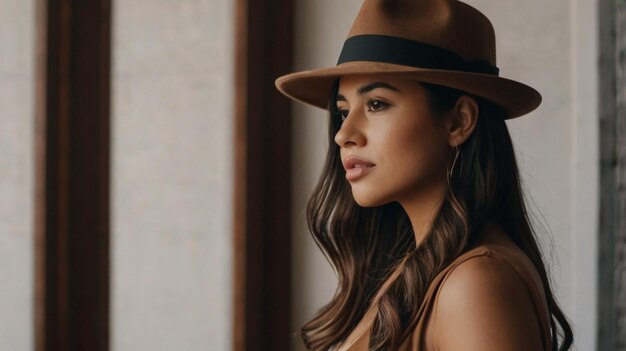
[334,111,366,147]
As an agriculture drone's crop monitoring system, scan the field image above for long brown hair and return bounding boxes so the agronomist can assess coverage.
[300,78,573,350]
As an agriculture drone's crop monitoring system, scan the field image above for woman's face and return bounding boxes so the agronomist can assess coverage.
[334,74,451,207]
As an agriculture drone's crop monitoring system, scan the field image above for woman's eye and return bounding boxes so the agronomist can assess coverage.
[367,99,388,112]
[337,109,349,121]
[335,99,388,122]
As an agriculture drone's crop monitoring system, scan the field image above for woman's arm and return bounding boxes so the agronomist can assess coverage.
[430,255,544,351]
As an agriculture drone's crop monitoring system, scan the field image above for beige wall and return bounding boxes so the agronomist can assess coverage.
[0,0,35,350]
[111,1,234,350]
[290,1,599,350]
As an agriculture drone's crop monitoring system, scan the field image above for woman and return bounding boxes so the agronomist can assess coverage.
[275,0,573,350]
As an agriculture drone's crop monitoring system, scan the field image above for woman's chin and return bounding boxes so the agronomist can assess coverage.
[351,190,390,208]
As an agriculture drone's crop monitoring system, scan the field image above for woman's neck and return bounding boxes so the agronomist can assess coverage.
[398,178,448,247]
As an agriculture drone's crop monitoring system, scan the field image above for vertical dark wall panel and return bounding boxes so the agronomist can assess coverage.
[233,0,294,350]
[615,1,626,349]
[34,0,111,350]
[598,0,626,350]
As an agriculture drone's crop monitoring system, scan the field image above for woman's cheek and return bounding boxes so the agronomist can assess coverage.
[398,138,441,182]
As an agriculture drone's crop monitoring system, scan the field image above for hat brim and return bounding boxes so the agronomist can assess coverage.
[275,61,541,119]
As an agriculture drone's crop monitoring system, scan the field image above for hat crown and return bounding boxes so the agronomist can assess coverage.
[346,0,496,66]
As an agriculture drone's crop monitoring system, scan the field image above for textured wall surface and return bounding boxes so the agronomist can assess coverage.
[0,1,34,350]
[598,3,625,349]
[612,2,625,349]
[289,1,599,350]
[111,1,233,350]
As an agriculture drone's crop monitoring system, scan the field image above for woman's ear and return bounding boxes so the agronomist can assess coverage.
[443,95,479,147]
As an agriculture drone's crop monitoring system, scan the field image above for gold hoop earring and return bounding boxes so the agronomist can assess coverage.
[447,143,462,184]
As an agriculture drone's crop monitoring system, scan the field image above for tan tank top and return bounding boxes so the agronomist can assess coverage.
[332,227,553,351]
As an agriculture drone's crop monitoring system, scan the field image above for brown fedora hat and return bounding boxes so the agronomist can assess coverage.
[274,0,541,119]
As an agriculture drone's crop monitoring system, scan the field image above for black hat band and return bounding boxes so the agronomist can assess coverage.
[336,34,500,76]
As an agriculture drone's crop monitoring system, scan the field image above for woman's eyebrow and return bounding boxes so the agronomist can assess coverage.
[336,81,402,102]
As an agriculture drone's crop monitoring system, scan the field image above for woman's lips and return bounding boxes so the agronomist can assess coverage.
[343,155,376,181]
[345,165,376,181]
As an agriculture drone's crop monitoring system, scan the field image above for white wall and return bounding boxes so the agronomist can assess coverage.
[290,1,599,350]
[0,0,34,350]
[111,1,234,350]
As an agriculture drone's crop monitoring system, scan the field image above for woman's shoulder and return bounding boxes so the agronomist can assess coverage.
[427,252,545,350]
[416,224,552,351]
